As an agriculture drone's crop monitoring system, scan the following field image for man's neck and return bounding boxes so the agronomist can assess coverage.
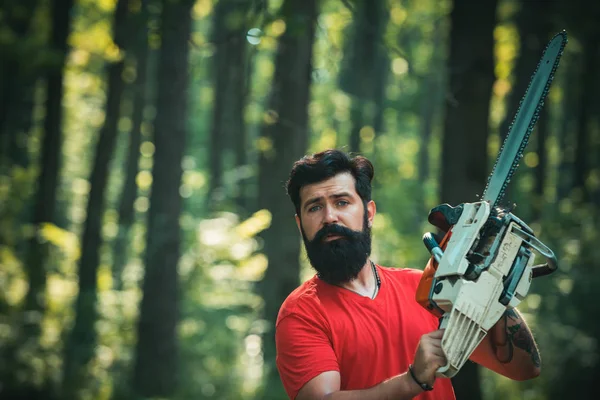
[338,260,378,298]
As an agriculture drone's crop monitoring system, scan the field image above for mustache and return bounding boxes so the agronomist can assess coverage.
[312,224,360,243]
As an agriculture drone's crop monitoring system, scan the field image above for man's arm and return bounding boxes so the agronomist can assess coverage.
[296,370,422,400]
[470,308,541,380]
[296,330,446,400]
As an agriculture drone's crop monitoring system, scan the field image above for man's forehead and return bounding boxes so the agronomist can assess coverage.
[299,172,357,202]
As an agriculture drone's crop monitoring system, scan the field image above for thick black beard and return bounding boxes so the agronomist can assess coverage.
[301,213,371,286]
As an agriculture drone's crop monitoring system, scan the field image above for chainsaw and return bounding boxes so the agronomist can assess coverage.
[416,31,567,379]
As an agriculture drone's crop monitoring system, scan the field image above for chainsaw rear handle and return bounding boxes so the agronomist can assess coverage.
[510,225,558,278]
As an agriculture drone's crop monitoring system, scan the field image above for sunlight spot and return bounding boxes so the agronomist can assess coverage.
[256,136,274,154]
[392,57,409,76]
[238,254,268,281]
[140,141,155,157]
[230,241,253,261]
[524,152,539,168]
[97,267,113,291]
[72,178,90,196]
[360,126,375,143]
[183,170,206,189]
[263,110,279,125]
[245,334,262,357]
[71,49,90,66]
[236,209,272,239]
[39,223,80,261]
[180,184,193,198]
[118,117,132,132]
[97,0,116,12]
[564,239,579,256]
[390,6,407,25]
[134,196,149,213]
[557,277,573,295]
[493,79,511,98]
[182,156,196,170]
[270,19,286,37]
[136,170,153,190]
[103,220,118,239]
[398,163,415,179]
[315,128,337,150]
[180,319,201,337]
[193,0,212,19]
[526,293,541,310]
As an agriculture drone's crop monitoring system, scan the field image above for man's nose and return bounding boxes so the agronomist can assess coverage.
[323,205,338,224]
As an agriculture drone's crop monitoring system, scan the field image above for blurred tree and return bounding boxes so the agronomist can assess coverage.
[556,52,580,202]
[207,0,251,214]
[499,1,555,218]
[338,0,389,153]
[440,0,498,399]
[572,34,599,204]
[19,0,73,375]
[0,0,39,170]
[112,0,151,291]
[62,0,130,396]
[416,18,446,214]
[132,0,195,396]
[256,0,319,397]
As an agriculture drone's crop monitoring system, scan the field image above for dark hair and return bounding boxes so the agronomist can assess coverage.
[286,149,374,215]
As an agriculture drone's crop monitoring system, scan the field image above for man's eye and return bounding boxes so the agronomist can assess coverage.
[308,205,321,212]
[337,200,349,206]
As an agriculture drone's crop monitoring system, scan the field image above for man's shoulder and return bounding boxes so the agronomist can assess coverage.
[276,275,323,326]
[378,265,424,282]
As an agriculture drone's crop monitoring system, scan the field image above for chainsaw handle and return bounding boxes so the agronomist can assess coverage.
[511,225,559,278]
[532,259,558,278]
[423,232,444,263]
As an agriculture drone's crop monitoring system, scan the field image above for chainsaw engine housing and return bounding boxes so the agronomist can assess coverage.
[416,201,557,378]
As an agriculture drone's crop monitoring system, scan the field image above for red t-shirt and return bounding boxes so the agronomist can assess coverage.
[276,265,455,400]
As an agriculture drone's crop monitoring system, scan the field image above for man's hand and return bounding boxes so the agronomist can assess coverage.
[411,329,447,387]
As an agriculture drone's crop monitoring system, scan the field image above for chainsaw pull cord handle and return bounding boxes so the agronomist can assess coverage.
[511,225,558,278]
[423,232,444,264]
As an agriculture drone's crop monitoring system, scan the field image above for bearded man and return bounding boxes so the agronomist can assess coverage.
[275,149,541,400]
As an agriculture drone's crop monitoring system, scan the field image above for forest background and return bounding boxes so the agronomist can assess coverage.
[1,0,599,399]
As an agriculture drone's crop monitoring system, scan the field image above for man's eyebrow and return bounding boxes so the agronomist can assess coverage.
[302,192,353,210]
[303,196,323,210]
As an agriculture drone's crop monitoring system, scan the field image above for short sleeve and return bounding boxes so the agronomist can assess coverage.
[276,312,340,399]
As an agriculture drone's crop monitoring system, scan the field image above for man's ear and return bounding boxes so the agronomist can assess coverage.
[295,214,302,234]
[367,200,376,228]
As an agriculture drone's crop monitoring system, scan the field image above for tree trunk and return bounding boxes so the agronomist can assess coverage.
[0,0,38,169]
[61,0,129,396]
[440,0,498,398]
[556,55,580,202]
[256,0,318,397]
[112,0,150,291]
[207,0,250,213]
[132,0,193,396]
[339,0,389,153]
[572,35,600,203]
[21,0,73,353]
[417,19,445,214]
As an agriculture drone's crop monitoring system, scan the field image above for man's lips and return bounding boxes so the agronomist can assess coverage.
[323,233,344,242]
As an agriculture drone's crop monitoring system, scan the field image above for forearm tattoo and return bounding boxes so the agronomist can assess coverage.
[503,309,541,367]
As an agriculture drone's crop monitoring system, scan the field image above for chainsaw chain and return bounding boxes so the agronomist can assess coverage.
[483,31,568,207]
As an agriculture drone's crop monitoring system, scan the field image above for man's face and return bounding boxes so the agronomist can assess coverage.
[295,172,376,285]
